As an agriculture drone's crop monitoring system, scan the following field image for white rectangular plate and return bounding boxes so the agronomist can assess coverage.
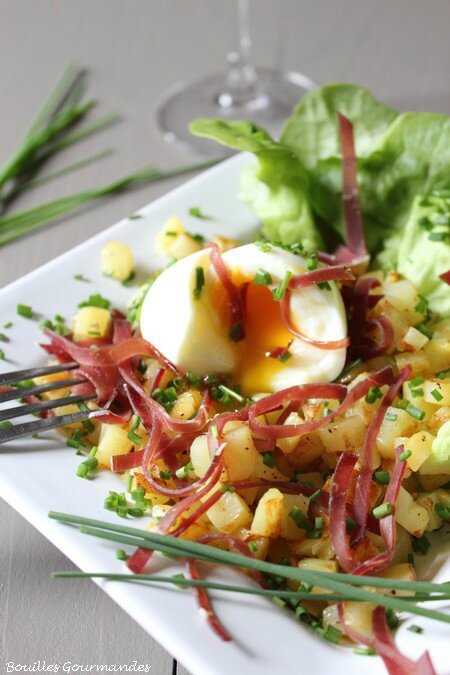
[0,154,448,675]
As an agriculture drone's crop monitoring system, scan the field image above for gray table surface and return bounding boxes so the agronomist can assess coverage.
[0,1,449,674]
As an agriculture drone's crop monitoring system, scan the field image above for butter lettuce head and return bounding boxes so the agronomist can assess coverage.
[190,84,450,314]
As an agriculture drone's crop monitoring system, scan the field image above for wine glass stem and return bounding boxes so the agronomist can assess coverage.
[217,0,264,109]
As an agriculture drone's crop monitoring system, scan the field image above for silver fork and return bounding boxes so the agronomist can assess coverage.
[0,361,107,444]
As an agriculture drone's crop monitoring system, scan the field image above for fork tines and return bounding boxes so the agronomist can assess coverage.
[0,361,106,445]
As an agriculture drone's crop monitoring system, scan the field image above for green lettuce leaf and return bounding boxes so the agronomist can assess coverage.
[190,85,450,312]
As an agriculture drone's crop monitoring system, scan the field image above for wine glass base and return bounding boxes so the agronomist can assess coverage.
[156,67,315,156]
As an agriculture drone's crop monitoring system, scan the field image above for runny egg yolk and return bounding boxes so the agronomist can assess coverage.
[209,272,293,395]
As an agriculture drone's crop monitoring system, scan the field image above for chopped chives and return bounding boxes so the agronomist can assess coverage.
[127,430,142,445]
[415,323,432,339]
[435,503,450,520]
[365,386,383,404]
[175,462,194,480]
[398,449,412,462]
[436,368,450,380]
[78,293,110,309]
[374,471,390,486]
[189,206,211,220]
[385,412,398,422]
[0,420,12,428]
[254,240,271,252]
[126,473,133,493]
[3,321,12,328]
[316,625,342,644]
[115,549,129,561]
[74,274,88,281]
[373,502,393,519]
[0,333,8,342]
[338,358,362,380]
[262,451,275,468]
[411,388,424,398]
[412,535,431,555]
[159,469,171,480]
[278,349,292,363]
[193,266,205,299]
[0,348,5,360]
[353,647,376,656]
[408,377,425,389]
[218,384,244,403]
[407,624,423,633]
[314,517,324,530]
[211,424,219,439]
[248,541,258,553]
[188,232,205,243]
[430,388,443,402]
[229,322,244,341]
[346,518,357,533]
[415,297,428,314]
[289,507,307,529]
[17,303,33,318]
[406,404,425,421]
[253,268,273,286]
[220,485,235,493]
[309,489,321,503]
[272,271,293,301]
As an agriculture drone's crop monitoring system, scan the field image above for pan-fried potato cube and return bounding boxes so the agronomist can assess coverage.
[403,431,434,471]
[222,422,260,481]
[417,473,450,491]
[276,412,303,454]
[156,216,184,255]
[318,415,366,454]
[390,525,412,565]
[170,389,202,421]
[166,232,203,259]
[395,487,429,537]
[424,338,450,373]
[34,370,72,400]
[289,536,334,560]
[101,240,134,281]
[380,563,416,596]
[96,424,133,469]
[341,602,375,638]
[395,351,432,378]
[377,407,419,458]
[253,455,289,482]
[250,488,284,538]
[398,327,429,352]
[73,306,111,342]
[279,493,310,541]
[207,491,252,534]
[190,434,211,478]
[416,490,450,531]
[297,558,338,594]
[424,379,450,407]
[384,280,421,324]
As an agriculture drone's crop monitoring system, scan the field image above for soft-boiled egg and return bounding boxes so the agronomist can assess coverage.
[140,243,347,395]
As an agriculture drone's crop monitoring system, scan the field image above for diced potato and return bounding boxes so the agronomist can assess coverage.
[433,318,450,339]
[398,327,429,352]
[403,431,434,471]
[190,434,211,478]
[222,421,260,481]
[403,381,437,421]
[285,434,325,468]
[232,527,271,560]
[384,280,421,324]
[207,491,252,534]
[289,536,334,560]
[417,472,450,491]
[395,486,430,537]
[318,415,366,454]
[377,407,419,458]
[156,216,184,255]
[424,379,450,407]
[96,424,133,469]
[390,526,412,566]
[101,240,134,281]
[297,558,338,594]
[35,370,72,400]
[250,488,284,538]
[416,490,448,531]
[166,232,203,259]
[279,493,310,541]
[253,455,289,482]
[424,338,450,373]
[276,412,303,455]
[212,235,239,253]
[394,351,432,378]
[426,407,450,435]
[73,306,111,341]
[341,602,375,638]
[380,563,416,596]
[170,390,202,421]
